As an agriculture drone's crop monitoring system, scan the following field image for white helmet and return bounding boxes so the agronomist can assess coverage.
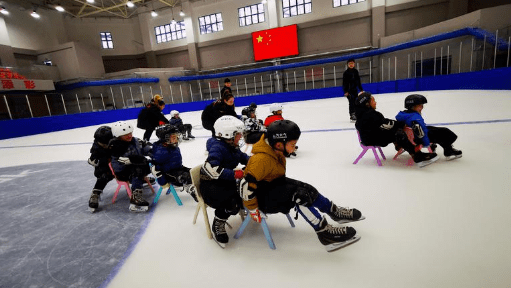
[111,121,134,137]
[269,103,283,114]
[170,110,179,118]
[213,116,244,139]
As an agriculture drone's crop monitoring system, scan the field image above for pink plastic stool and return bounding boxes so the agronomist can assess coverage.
[353,130,386,166]
[393,126,433,166]
[108,162,155,203]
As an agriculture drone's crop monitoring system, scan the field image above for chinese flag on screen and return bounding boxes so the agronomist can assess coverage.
[252,24,299,61]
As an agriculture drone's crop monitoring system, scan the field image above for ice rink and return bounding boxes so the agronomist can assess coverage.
[1,89,511,288]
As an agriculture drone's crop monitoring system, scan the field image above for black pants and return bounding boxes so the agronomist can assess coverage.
[201,179,242,219]
[115,164,151,190]
[163,167,191,186]
[426,126,458,149]
[255,177,303,215]
[346,90,358,115]
[93,165,114,190]
[143,128,154,141]
[177,124,192,136]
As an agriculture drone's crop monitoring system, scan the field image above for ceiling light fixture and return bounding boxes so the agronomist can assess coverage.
[262,0,267,4]
[171,18,176,25]
[31,10,40,18]
[0,6,9,15]
[86,0,94,3]
[55,5,65,12]
[151,10,158,17]
[126,1,135,8]
[179,10,185,17]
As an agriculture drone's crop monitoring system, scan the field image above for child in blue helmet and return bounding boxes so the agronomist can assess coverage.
[396,94,462,161]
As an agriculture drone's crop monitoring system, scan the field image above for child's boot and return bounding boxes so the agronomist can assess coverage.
[413,151,439,168]
[88,189,102,213]
[444,145,462,160]
[316,218,360,252]
[129,189,149,212]
[212,216,228,248]
[327,203,365,224]
[185,184,198,202]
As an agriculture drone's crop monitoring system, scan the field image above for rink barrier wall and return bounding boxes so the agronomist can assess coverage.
[1,67,510,140]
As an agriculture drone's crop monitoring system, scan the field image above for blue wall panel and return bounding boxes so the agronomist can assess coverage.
[1,67,510,140]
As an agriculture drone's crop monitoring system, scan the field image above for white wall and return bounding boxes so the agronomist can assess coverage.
[64,17,144,56]
[2,8,66,50]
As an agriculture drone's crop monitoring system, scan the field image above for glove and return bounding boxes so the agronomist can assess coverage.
[150,165,163,180]
[234,170,244,179]
[87,158,99,167]
[344,92,349,96]
[249,208,262,223]
[128,155,147,164]
[118,157,132,165]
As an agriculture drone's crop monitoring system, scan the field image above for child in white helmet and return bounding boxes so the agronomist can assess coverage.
[109,121,154,212]
[169,110,195,140]
[264,103,284,127]
[200,116,250,247]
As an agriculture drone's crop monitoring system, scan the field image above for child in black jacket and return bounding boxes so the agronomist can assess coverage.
[88,126,115,212]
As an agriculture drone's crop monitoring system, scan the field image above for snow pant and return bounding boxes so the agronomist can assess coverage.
[143,128,154,141]
[426,126,458,149]
[163,166,191,187]
[93,165,114,190]
[256,177,334,230]
[115,164,151,190]
[177,124,193,137]
[346,89,358,116]
[201,179,242,220]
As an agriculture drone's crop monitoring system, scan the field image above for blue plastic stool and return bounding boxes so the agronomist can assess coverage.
[234,209,295,250]
[153,184,183,206]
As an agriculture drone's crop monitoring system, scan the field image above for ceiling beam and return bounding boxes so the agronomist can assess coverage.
[77,0,145,18]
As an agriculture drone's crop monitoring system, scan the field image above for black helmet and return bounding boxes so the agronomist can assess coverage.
[404,94,427,109]
[266,120,301,147]
[356,91,372,106]
[94,126,113,145]
[242,106,256,117]
[249,102,257,109]
[156,124,180,146]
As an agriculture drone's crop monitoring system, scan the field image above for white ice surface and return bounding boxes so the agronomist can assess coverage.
[1,90,511,288]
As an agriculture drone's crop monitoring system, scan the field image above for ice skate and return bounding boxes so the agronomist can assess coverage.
[88,189,102,213]
[185,184,198,202]
[212,216,228,248]
[328,203,365,224]
[444,145,462,160]
[316,218,360,252]
[129,189,149,212]
[413,151,439,168]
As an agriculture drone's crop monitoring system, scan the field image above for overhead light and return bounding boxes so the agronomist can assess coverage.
[55,5,65,12]
[171,18,176,25]
[31,10,40,18]
[151,10,158,17]
[179,10,185,17]
[0,6,8,15]
[126,1,135,8]
[262,0,267,3]
[86,0,94,3]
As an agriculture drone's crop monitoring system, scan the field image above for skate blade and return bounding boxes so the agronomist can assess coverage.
[417,155,439,168]
[336,215,366,224]
[213,238,226,249]
[325,235,361,252]
[88,207,97,213]
[129,204,149,212]
[445,154,462,161]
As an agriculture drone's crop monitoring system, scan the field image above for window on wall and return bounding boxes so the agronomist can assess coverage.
[100,32,113,49]
[155,21,186,44]
[239,3,265,27]
[283,0,312,18]
[199,13,223,35]
[333,0,365,8]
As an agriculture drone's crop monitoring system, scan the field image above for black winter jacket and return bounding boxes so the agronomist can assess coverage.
[355,105,404,147]
[343,68,363,96]
[201,100,238,132]
[137,103,169,130]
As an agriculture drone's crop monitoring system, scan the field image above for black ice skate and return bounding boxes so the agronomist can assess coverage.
[444,146,462,160]
[413,151,439,168]
[129,189,149,212]
[212,216,228,248]
[88,189,102,213]
[185,184,198,202]
[328,203,365,224]
[316,218,360,252]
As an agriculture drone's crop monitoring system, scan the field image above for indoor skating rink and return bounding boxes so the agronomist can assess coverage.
[1,89,510,288]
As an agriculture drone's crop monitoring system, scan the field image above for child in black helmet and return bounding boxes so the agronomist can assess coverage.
[396,94,462,160]
[239,120,364,252]
[355,92,439,167]
[87,126,115,212]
